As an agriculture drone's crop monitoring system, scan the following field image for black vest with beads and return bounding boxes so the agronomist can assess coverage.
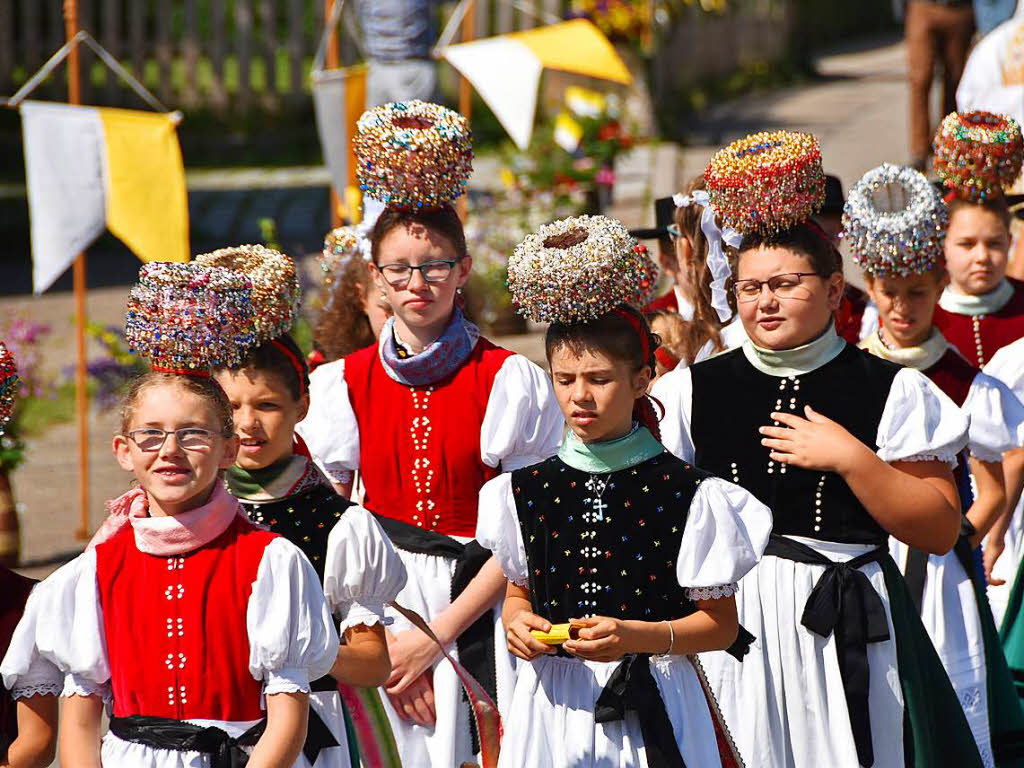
[689,344,902,546]
[510,451,708,624]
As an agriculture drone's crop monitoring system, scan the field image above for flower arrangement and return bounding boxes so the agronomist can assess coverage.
[0,316,56,472]
[570,0,729,46]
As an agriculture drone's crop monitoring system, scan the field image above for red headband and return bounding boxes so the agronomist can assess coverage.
[270,340,307,397]
[612,306,652,368]
[654,346,680,372]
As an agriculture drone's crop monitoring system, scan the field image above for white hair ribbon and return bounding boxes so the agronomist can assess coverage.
[672,190,741,322]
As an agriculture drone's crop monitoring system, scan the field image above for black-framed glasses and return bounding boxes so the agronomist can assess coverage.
[379,259,461,289]
[731,272,821,303]
[123,428,224,452]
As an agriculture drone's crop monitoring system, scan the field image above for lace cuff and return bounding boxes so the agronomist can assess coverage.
[686,583,738,601]
[263,666,311,695]
[337,600,393,633]
[62,674,109,699]
[326,469,354,486]
[11,681,62,700]
[887,452,959,468]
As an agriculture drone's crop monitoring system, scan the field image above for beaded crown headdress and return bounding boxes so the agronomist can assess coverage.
[319,225,371,289]
[0,342,20,435]
[842,163,948,277]
[354,100,473,210]
[933,111,1024,202]
[507,215,658,324]
[125,262,258,374]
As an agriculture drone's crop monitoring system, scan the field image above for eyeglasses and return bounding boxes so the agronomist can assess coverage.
[378,259,461,289]
[123,428,224,452]
[731,272,821,303]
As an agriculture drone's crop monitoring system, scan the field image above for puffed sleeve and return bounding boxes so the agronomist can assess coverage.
[0,584,65,700]
[323,505,407,633]
[651,366,697,463]
[962,372,1024,462]
[480,354,564,472]
[984,338,1024,400]
[476,474,528,586]
[247,538,340,695]
[676,477,772,601]
[876,367,968,466]
[296,359,360,485]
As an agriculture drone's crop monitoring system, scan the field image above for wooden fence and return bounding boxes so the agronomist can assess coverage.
[0,0,793,113]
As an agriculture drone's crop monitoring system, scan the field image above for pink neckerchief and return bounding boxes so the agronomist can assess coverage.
[88,482,246,555]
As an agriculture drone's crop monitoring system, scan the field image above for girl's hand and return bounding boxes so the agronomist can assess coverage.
[984,537,1007,586]
[384,628,442,697]
[386,669,436,727]
[563,616,637,662]
[505,609,557,661]
[759,405,868,474]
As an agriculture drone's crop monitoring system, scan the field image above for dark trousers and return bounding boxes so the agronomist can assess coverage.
[905,0,975,161]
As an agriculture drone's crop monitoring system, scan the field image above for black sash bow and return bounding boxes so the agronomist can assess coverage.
[595,654,686,768]
[765,534,890,768]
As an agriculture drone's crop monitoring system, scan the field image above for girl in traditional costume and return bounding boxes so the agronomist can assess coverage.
[476,213,771,767]
[845,163,1024,764]
[297,100,564,768]
[653,130,983,768]
[199,245,407,768]
[9,263,340,768]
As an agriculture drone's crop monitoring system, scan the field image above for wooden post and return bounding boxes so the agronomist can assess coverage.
[325,0,342,227]
[457,0,475,223]
[64,0,90,540]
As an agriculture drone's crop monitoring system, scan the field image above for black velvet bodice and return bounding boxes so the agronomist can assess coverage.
[240,485,354,581]
[510,451,707,624]
[689,344,902,545]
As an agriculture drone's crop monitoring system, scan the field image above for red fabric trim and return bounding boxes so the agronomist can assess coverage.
[654,346,680,371]
[150,365,211,378]
[270,340,307,397]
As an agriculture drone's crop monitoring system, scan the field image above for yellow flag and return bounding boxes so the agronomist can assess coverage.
[99,107,189,264]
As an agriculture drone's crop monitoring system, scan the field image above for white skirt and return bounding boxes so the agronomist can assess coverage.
[889,540,993,767]
[380,543,516,768]
[700,536,905,768]
[987,495,1024,627]
[497,653,724,768]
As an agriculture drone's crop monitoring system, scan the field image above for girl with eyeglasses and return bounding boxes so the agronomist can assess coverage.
[297,103,564,768]
[653,131,982,768]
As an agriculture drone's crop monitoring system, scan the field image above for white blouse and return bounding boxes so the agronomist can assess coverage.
[323,504,408,633]
[652,364,969,467]
[963,371,1024,463]
[0,583,65,700]
[297,353,565,484]
[3,538,339,698]
[476,472,772,601]
[984,337,1024,401]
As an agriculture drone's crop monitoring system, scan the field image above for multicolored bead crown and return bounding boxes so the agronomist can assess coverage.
[195,245,300,343]
[933,111,1024,202]
[508,215,658,324]
[0,342,20,435]
[705,130,826,236]
[354,100,473,210]
[843,164,948,278]
[125,262,258,373]
[320,226,371,288]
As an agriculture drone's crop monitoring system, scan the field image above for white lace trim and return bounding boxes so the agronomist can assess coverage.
[327,469,354,486]
[263,667,311,695]
[685,583,738,601]
[61,675,110,700]
[889,452,959,468]
[337,602,394,634]
[969,445,1005,464]
[11,682,62,700]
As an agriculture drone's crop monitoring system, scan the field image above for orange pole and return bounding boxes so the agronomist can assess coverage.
[65,0,90,540]
[457,1,475,223]
[325,0,342,227]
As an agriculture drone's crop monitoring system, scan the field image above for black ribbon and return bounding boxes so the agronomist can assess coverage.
[595,654,686,768]
[764,534,890,768]
[904,517,977,612]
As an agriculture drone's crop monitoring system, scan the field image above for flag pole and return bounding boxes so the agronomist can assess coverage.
[325,0,342,228]
[457,0,475,223]
[64,0,90,541]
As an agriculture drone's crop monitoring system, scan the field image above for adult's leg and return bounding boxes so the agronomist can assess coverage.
[940,5,977,116]
[906,1,940,166]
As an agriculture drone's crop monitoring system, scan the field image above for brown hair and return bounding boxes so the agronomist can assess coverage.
[369,204,468,263]
[672,175,726,361]
[947,192,1012,230]
[314,257,377,361]
[737,221,844,278]
[217,335,309,402]
[647,310,688,363]
[119,372,234,436]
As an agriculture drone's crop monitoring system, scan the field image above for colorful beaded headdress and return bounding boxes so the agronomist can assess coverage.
[0,342,20,434]
[194,245,300,343]
[319,226,371,288]
[508,215,657,324]
[933,111,1024,202]
[842,164,948,277]
[354,100,473,210]
[125,262,258,374]
[705,130,826,236]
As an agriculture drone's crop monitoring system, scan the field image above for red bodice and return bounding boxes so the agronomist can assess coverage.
[644,290,679,314]
[95,516,278,722]
[344,339,514,537]
[933,278,1024,366]
[923,348,980,408]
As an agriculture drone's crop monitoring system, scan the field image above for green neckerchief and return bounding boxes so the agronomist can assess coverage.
[742,322,846,378]
[226,455,299,501]
[557,424,664,474]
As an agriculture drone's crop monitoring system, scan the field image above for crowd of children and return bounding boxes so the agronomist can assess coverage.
[0,100,1022,768]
